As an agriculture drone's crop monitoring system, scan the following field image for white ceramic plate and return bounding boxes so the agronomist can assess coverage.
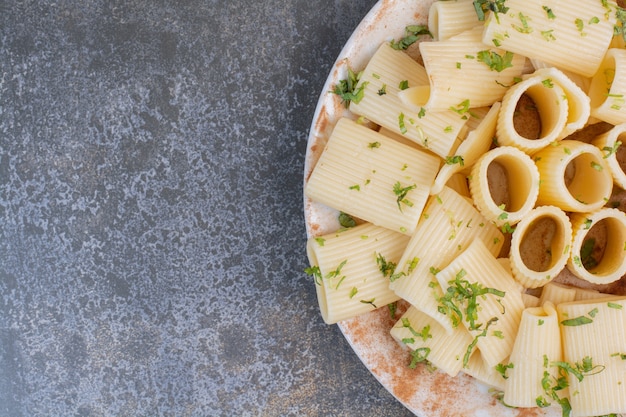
[302,1,559,416]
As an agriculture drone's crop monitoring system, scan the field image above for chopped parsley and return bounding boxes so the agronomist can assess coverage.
[408,347,431,368]
[376,253,404,282]
[360,298,377,308]
[332,67,369,108]
[368,141,381,149]
[398,112,407,134]
[542,5,555,19]
[399,80,410,90]
[393,181,417,211]
[401,318,433,342]
[495,362,514,379]
[338,212,357,228]
[602,140,622,158]
[580,237,598,270]
[512,12,532,34]
[473,0,509,22]
[304,265,323,285]
[477,50,515,72]
[390,25,432,50]
[437,269,506,330]
[444,155,465,166]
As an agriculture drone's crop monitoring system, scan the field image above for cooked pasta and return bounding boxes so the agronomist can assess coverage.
[589,48,626,125]
[468,146,540,227]
[567,208,626,285]
[348,43,469,158]
[538,282,578,306]
[508,205,573,289]
[591,122,626,190]
[304,2,626,414]
[431,103,500,195]
[496,71,569,154]
[503,302,563,408]
[482,0,617,77]
[390,305,473,377]
[427,0,479,41]
[558,297,626,416]
[306,223,411,324]
[304,117,440,235]
[434,239,525,367]
[533,140,613,213]
[390,186,504,333]
[401,27,525,111]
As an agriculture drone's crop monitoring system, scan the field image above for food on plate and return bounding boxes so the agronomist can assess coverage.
[304,0,626,415]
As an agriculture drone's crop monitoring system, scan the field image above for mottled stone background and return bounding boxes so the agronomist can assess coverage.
[0,1,415,416]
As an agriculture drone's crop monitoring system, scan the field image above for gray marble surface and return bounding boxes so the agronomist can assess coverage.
[0,1,416,416]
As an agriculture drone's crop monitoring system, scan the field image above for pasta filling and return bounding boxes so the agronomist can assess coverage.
[512,93,541,140]
[519,217,558,273]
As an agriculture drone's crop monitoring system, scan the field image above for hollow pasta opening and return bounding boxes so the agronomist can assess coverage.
[578,217,625,276]
[519,216,565,273]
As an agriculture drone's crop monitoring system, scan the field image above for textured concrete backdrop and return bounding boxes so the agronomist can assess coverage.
[0,1,415,416]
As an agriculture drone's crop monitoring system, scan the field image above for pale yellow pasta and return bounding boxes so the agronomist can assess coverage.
[575,288,610,301]
[444,172,470,198]
[496,72,569,154]
[427,0,479,41]
[567,208,626,285]
[349,43,469,158]
[503,302,563,408]
[539,282,578,306]
[469,146,540,227]
[522,293,541,308]
[482,0,617,77]
[533,140,613,213]
[434,239,525,367]
[589,48,626,125]
[463,351,507,391]
[530,58,592,94]
[591,122,626,190]
[390,186,504,333]
[306,223,410,324]
[400,27,525,112]
[305,117,440,235]
[431,103,500,195]
[557,297,626,416]
[509,205,573,289]
[526,67,590,138]
[390,305,473,377]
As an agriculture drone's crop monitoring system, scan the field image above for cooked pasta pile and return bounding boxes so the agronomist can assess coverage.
[304,0,626,415]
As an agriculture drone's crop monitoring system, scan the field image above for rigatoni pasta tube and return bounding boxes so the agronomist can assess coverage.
[527,67,590,139]
[591,122,626,190]
[533,140,612,213]
[306,223,410,324]
[431,103,500,195]
[427,0,478,41]
[304,117,440,235]
[557,297,626,417]
[539,282,577,306]
[468,146,540,227]
[509,206,572,289]
[403,27,525,111]
[482,0,617,78]
[390,186,504,333]
[496,73,569,154]
[348,43,469,158]
[503,302,562,408]
[567,208,626,285]
[589,48,626,125]
[434,239,525,368]
[390,305,473,377]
